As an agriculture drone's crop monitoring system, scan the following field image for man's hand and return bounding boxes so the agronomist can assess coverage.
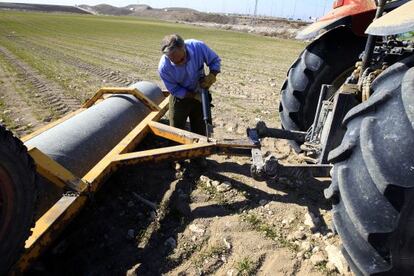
[200,73,217,89]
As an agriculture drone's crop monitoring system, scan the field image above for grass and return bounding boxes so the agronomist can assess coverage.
[0,52,53,121]
[236,257,256,275]
[194,243,228,268]
[241,213,299,251]
[196,179,228,204]
[0,98,14,128]
[0,10,305,132]
[0,10,304,96]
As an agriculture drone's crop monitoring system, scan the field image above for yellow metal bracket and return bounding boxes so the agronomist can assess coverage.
[148,121,208,144]
[13,91,259,274]
[27,146,89,193]
[83,87,161,111]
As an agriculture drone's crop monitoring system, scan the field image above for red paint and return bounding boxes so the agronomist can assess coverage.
[333,0,345,9]
[320,0,376,21]
[313,0,377,36]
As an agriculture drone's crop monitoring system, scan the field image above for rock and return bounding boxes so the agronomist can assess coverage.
[296,251,304,259]
[287,230,306,241]
[326,261,337,272]
[312,233,322,239]
[127,229,135,240]
[217,183,231,192]
[43,116,52,122]
[325,244,350,275]
[236,126,246,134]
[304,212,320,230]
[312,246,320,253]
[300,241,312,252]
[221,255,227,263]
[294,231,306,240]
[223,237,232,250]
[287,215,296,224]
[211,180,220,187]
[127,201,134,207]
[227,269,236,276]
[126,263,141,276]
[226,123,237,133]
[164,237,177,248]
[189,224,205,235]
[200,175,210,183]
[310,252,326,266]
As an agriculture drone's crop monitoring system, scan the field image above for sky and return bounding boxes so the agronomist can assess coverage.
[0,0,333,20]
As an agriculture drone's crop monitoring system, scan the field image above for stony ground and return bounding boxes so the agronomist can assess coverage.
[0,11,352,275]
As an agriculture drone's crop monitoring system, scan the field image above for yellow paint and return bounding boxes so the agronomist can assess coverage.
[28,147,88,192]
[83,87,161,111]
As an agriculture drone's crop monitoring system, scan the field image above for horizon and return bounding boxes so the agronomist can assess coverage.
[0,0,332,20]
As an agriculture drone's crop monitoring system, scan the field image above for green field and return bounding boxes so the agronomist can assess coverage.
[0,10,305,133]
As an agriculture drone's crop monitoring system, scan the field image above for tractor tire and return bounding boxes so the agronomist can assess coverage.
[325,55,414,275]
[279,28,366,150]
[0,125,37,274]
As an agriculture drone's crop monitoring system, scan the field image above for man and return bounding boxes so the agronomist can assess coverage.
[158,34,221,136]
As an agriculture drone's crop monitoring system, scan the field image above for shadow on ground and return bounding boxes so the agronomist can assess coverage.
[32,140,331,275]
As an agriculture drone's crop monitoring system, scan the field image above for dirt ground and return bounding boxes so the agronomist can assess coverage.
[0,11,352,276]
[31,132,346,276]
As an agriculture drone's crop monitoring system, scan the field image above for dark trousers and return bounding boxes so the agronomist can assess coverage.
[169,96,205,135]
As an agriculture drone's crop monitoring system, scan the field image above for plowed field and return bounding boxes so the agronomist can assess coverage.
[0,10,344,276]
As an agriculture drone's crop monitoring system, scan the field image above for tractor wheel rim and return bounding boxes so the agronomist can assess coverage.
[0,165,14,240]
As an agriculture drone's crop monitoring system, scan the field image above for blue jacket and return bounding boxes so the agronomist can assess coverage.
[158,39,221,99]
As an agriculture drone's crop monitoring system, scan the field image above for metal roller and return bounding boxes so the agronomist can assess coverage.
[25,81,164,215]
[25,81,164,177]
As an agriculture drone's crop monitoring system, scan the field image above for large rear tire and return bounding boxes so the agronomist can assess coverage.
[0,125,37,274]
[279,28,366,150]
[325,55,414,275]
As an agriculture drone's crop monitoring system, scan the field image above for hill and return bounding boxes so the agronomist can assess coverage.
[0,2,90,14]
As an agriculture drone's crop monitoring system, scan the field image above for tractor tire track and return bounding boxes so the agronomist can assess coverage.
[38,43,142,86]
[8,36,139,87]
[0,46,80,116]
[0,58,41,135]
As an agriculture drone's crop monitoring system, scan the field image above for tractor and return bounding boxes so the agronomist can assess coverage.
[1,0,414,275]
[254,0,414,274]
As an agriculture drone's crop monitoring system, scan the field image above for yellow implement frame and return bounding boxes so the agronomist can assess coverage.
[11,87,258,274]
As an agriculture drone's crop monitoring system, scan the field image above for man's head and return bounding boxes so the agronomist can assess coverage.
[161,34,187,66]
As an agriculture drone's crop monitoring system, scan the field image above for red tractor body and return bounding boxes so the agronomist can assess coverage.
[297,0,376,39]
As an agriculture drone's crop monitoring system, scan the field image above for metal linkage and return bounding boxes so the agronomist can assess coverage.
[11,86,258,274]
[250,150,332,181]
[250,121,307,143]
